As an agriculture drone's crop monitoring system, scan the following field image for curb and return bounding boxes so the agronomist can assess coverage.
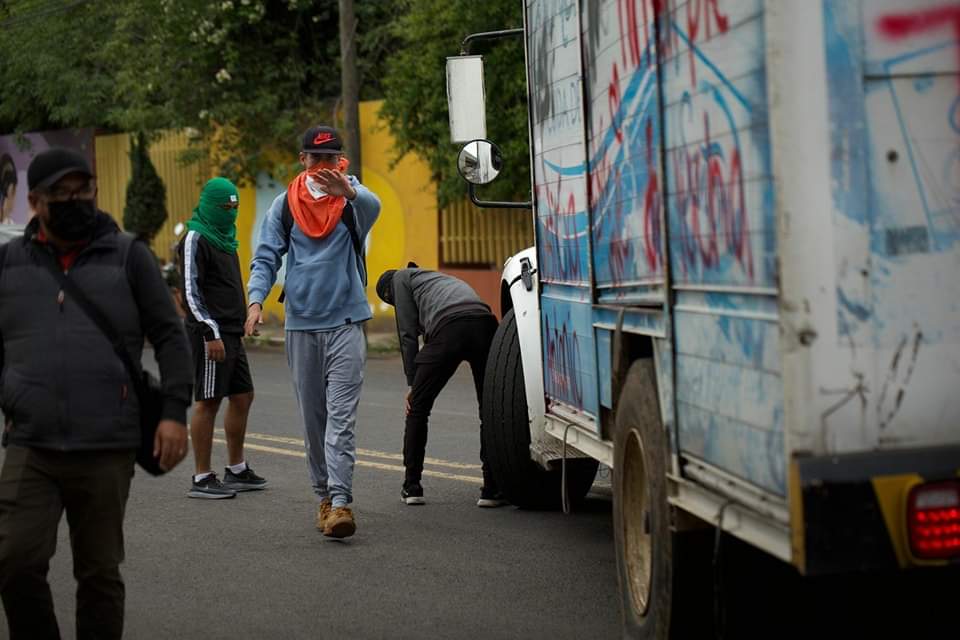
[242,333,400,355]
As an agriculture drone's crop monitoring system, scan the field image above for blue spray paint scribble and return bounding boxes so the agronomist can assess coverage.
[837,287,872,322]
[823,0,871,226]
[703,292,767,369]
[950,95,960,134]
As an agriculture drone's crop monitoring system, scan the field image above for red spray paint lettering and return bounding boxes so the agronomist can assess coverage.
[877,5,960,76]
[642,119,662,272]
[672,112,753,280]
[681,0,732,84]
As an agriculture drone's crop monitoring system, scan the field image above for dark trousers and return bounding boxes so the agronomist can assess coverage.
[0,445,135,640]
[405,315,499,489]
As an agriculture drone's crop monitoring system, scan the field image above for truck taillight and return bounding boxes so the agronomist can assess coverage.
[908,481,960,560]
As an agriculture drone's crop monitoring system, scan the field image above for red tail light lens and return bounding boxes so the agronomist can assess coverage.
[907,480,960,560]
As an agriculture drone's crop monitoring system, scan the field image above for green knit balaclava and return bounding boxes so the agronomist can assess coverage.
[187,177,240,253]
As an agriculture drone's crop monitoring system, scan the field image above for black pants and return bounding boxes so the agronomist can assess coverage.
[405,315,499,489]
[0,445,135,640]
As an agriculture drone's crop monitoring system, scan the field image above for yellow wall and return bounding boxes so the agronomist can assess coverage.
[94,100,438,331]
[94,130,209,262]
[358,100,439,329]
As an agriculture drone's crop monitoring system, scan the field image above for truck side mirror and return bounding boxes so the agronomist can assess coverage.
[446,55,488,144]
[457,140,503,185]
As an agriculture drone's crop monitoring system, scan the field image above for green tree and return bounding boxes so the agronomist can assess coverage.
[0,0,525,200]
[0,1,121,134]
[123,134,168,242]
[0,0,399,183]
[378,0,529,207]
[101,0,344,183]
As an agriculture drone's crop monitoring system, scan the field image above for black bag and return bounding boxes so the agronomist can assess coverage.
[40,253,168,476]
[131,372,166,476]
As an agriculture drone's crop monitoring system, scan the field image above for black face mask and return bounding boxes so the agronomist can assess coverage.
[46,199,97,241]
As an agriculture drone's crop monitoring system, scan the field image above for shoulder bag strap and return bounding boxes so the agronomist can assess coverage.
[36,249,145,397]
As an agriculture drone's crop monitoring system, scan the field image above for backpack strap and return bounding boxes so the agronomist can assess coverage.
[33,232,146,396]
[281,194,294,240]
[341,201,368,287]
[117,231,136,271]
[277,194,367,304]
[278,196,293,303]
[0,241,9,280]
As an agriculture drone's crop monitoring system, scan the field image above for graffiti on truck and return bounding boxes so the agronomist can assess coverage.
[661,0,781,493]
[583,0,757,290]
[821,0,959,446]
[544,311,585,408]
[534,0,771,290]
[585,0,664,291]
[874,4,960,253]
[877,5,960,69]
[828,0,960,342]
[663,0,769,287]
[529,0,591,286]
[541,296,599,416]
[526,0,783,490]
[670,84,754,283]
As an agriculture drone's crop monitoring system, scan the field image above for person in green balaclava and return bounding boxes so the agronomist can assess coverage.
[186,177,240,253]
[178,177,267,500]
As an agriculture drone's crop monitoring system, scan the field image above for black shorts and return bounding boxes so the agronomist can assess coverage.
[189,331,254,401]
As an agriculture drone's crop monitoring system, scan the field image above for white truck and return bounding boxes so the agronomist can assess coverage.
[446,0,960,637]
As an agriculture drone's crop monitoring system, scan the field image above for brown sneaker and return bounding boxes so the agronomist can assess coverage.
[316,498,332,532]
[323,506,356,539]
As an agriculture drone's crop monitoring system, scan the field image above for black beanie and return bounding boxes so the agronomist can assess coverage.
[376,270,397,305]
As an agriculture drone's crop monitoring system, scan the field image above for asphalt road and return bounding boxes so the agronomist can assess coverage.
[1,346,956,639]
[0,348,620,640]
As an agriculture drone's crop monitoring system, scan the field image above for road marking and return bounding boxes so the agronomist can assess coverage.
[217,430,483,471]
[360,401,479,419]
[212,439,483,485]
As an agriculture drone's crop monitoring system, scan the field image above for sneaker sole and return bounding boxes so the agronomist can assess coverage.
[223,482,268,492]
[324,520,357,539]
[477,499,509,508]
[187,490,236,499]
[402,496,426,505]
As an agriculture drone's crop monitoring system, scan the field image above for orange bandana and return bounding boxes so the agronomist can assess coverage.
[286,157,350,239]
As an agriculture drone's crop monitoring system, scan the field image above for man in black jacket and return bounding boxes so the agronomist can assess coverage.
[0,148,193,640]
[376,266,507,508]
[179,177,265,499]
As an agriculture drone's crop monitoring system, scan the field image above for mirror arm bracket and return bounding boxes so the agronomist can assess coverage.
[460,28,524,55]
[468,183,532,210]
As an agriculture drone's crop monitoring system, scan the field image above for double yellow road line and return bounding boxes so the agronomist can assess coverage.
[213,430,483,485]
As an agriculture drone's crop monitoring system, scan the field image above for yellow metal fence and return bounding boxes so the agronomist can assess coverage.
[95,131,209,262]
[440,199,533,267]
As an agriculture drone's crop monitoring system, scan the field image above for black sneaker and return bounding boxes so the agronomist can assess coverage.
[477,488,509,508]
[401,483,425,505]
[188,473,237,500]
[223,465,268,492]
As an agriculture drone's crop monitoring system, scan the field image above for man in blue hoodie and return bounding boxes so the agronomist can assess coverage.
[245,126,380,539]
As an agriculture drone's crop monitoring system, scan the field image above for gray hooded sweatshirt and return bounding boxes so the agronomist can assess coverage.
[392,269,493,385]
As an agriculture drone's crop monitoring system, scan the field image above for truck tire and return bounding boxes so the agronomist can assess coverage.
[481,309,599,509]
[614,359,713,639]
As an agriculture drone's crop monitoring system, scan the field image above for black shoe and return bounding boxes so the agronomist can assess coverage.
[477,488,509,508]
[223,465,268,492]
[401,483,425,505]
[188,473,237,500]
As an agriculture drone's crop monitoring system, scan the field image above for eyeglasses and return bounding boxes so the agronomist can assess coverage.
[42,179,97,202]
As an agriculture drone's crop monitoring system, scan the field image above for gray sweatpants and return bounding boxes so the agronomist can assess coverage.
[286,324,366,508]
